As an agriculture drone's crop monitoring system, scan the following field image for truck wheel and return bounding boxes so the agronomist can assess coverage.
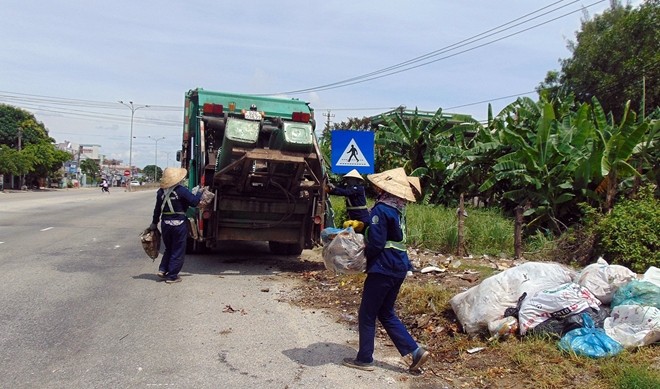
[285,242,303,255]
[268,241,287,255]
[186,237,207,254]
[269,241,302,256]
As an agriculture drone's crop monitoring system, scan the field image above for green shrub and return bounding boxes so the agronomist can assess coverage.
[596,186,660,273]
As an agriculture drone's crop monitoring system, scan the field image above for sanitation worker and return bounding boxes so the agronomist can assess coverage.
[149,167,203,284]
[328,169,370,229]
[342,167,430,372]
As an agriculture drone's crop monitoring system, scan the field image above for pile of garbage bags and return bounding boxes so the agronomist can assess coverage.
[450,258,660,358]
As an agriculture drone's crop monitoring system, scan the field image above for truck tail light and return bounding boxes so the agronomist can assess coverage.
[203,103,223,115]
[313,215,322,224]
[292,112,310,123]
[203,210,211,219]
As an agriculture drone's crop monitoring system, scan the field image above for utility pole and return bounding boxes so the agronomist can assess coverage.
[149,136,165,182]
[119,101,150,189]
[77,145,83,184]
[323,110,334,131]
[17,127,22,189]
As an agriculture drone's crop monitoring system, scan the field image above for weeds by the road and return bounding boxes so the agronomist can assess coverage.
[321,195,659,388]
[291,258,659,388]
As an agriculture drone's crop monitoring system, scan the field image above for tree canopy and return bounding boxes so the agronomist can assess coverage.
[540,0,660,119]
[0,104,69,184]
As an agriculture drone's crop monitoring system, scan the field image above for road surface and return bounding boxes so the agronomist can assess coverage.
[0,188,422,388]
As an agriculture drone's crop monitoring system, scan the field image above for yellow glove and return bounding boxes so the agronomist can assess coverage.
[343,220,365,233]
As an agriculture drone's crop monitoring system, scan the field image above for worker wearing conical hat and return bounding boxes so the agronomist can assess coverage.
[149,167,204,284]
[327,169,370,226]
[343,167,429,372]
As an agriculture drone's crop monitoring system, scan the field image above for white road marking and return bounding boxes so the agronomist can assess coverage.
[0,242,4,245]
[40,227,54,231]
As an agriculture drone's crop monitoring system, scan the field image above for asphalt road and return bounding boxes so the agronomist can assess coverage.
[0,188,416,389]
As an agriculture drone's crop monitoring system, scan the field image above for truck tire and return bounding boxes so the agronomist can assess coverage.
[186,237,207,254]
[285,242,303,256]
[269,241,303,256]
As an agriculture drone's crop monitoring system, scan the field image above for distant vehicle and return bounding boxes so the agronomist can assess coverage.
[178,88,331,254]
[130,181,141,186]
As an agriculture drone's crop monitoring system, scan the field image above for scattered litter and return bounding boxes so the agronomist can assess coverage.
[223,305,247,315]
[458,273,480,283]
[421,266,446,274]
[467,347,485,354]
[487,317,518,342]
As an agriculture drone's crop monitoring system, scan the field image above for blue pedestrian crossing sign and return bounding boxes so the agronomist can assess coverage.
[331,130,375,174]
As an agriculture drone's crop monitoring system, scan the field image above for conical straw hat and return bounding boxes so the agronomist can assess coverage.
[367,167,416,202]
[407,176,422,197]
[160,167,188,189]
[343,169,363,181]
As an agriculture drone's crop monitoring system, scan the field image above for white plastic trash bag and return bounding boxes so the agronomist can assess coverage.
[518,282,601,335]
[322,227,366,274]
[642,266,660,288]
[449,262,577,334]
[603,305,660,348]
[577,257,636,304]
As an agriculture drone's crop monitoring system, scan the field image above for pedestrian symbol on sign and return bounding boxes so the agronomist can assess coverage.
[336,139,370,167]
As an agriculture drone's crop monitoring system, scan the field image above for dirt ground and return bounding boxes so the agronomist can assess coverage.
[276,248,532,389]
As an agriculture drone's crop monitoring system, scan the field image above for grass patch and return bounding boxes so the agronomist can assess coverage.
[329,195,515,256]
[398,281,455,316]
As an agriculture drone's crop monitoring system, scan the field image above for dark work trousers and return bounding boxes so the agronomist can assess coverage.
[159,222,188,280]
[357,273,417,363]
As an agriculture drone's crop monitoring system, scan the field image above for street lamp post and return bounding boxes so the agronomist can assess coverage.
[118,101,150,186]
[149,136,165,182]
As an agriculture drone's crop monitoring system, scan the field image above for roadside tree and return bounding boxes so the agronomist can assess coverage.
[542,0,660,120]
[142,165,162,182]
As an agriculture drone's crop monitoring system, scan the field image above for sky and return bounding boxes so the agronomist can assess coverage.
[0,0,644,169]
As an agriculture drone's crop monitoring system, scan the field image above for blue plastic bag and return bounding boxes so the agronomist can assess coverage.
[611,280,660,309]
[321,227,346,245]
[558,313,623,358]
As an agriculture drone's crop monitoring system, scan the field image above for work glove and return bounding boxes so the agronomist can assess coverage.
[192,185,200,195]
[149,223,157,231]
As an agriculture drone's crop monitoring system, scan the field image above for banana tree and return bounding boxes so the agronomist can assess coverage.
[479,99,582,235]
[421,119,485,204]
[376,107,447,173]
[590,99,648,211]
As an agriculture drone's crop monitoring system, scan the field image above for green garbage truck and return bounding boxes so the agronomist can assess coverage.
[177,88,330,254]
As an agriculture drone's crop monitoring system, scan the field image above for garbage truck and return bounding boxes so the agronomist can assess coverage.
[177,88,330,254]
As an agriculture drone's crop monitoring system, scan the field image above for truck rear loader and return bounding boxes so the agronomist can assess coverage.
[177,88,330,255]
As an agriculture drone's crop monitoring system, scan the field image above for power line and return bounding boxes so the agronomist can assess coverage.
[274,0,605,95]
[0,91,182,127]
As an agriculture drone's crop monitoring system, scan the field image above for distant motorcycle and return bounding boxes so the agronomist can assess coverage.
[100,180,110,193]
